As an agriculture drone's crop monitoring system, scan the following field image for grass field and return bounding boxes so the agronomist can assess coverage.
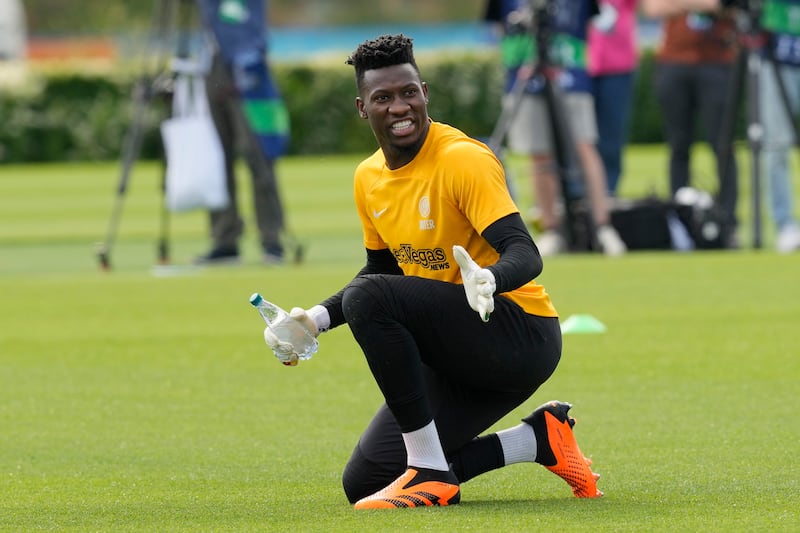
[1,146,799,531]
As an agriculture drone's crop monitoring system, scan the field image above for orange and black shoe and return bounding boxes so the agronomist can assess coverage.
[523,400,603,498]
[353,467,461,509]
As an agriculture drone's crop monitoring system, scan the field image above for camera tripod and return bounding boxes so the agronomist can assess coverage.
[717,1,800,249]
[96,0,194,271]
[487,0,598,252]
[97,0,305,271]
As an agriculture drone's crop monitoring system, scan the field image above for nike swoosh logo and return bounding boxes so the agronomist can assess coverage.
[373,208,388,218]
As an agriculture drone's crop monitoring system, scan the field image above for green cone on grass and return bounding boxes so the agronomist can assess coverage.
[560,314,607,335]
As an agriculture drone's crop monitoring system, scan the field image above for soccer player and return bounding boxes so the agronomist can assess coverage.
[263,34,602,509]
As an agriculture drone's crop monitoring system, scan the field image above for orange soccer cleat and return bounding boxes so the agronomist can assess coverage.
[524,401,603,498]
[353,467,461,509]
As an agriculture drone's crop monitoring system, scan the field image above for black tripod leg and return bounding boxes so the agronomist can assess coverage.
[746,51,764,249]
[715,47,749,248]
[97,80,152,270]
[543,78,596,251]
[157,153,171,265]
[97,0,179,270]
[717,49,745,194]
[487,75,527,156]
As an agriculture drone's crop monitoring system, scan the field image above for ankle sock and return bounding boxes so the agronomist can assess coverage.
[403,420,450,472]
[497,422,537,465]
[522,411,556,466]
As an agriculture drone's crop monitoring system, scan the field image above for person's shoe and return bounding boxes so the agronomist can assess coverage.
[596,225,627,257]
[262,244,285,265]
[523,401,603,498]
[722,226,741,250]
[353,467,461,509]
[536,230,566,257]
[193,246,240,265]
[776,223,800,254]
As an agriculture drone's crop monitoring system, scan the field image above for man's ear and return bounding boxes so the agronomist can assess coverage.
[356,98,367,119]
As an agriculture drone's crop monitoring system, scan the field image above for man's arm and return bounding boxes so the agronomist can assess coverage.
[314,248,402,331]
[641,0,722,18]
[482,213,543,293]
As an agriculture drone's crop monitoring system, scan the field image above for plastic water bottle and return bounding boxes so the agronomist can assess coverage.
[249,293,318,361]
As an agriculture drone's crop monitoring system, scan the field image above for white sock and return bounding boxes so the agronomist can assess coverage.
[496,422,537,465]
[402,420,450,472]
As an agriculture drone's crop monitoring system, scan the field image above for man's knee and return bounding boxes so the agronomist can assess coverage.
[342,275,385,325]
[341,444,398,504]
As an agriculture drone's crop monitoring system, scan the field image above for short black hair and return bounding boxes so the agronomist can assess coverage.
[346,34,419,90]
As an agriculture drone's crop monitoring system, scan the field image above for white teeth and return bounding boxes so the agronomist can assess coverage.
[392,120,412,129]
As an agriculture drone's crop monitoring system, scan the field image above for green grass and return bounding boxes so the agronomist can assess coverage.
[1,146,799,531]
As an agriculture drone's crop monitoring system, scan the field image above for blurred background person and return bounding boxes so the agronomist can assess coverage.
[484,0,627,257]
[588,0,640,196]
[0,0,26,61]
[194,0,289,265]
[642,0,740,248]
[759,0,800,253]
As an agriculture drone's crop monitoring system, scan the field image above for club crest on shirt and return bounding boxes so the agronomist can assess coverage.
[418,196,435,230]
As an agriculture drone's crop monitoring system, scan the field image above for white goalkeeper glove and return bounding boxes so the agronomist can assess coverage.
[453,245,496,323]
[263,307,321,367]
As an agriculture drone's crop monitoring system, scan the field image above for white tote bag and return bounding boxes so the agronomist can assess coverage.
[161,70,229,212]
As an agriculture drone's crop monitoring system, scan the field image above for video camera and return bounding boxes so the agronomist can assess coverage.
[503,0,555,36]
[723,0,767,21]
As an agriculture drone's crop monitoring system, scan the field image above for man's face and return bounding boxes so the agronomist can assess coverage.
[355,63,429,162]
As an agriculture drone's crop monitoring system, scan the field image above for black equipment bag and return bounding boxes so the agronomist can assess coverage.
[610,195,727,251]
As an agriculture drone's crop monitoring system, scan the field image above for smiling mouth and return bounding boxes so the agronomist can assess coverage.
[391,119,414,133]
[392,119,412,129]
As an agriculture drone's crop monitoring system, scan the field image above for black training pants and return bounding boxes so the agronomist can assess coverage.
[339,274,561,502]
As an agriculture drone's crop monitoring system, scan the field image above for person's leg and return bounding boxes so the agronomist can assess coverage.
[762,62,800,252]
[568,94,626,256]
[508,95,566,255]
[530,152,568,256]
[531,153,561,230]
[592,72,634,195]
[340,275,561,505]
[654,62,695,195]
[451,399,602,498]
[200,53,244,260]
[696,62,739,243]
[239,122,286,260]
[761,62,800,234]
[341,366,534,503]
[568,94,606,225]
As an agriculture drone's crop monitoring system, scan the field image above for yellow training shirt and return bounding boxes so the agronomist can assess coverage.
[353,121,557,317]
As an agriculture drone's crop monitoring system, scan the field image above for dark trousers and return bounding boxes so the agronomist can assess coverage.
[592,71,635,195]
[339,274,562,502]
[654,61,739,233]
[205,53,285,251]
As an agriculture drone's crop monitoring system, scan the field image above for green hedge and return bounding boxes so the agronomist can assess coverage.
[0,50,670,163]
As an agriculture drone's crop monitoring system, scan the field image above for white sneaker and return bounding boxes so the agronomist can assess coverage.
[597,225,627,257]
[776,223,800,254]
[536,230,566,257]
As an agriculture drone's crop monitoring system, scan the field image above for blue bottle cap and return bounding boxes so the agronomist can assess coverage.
[249,293,263,306]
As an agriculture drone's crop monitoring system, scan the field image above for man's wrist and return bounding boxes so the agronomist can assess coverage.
[307,305,331,333]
